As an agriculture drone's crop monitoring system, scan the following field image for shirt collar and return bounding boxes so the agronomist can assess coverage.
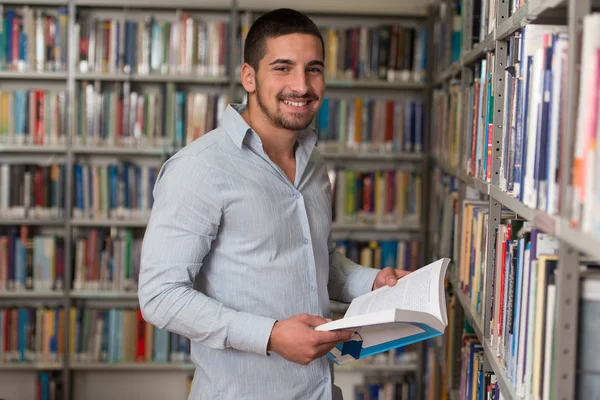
[219,103,318,152]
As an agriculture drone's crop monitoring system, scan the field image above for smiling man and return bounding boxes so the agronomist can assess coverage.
[138,8,409,400]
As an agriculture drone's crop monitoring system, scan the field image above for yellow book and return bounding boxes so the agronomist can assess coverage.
[354,98,362,145]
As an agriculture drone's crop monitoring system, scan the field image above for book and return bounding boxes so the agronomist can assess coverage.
[315,257,450,364]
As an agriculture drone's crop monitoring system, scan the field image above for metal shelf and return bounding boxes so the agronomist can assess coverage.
[325,79,426,89]
[0,144,67,153]
[488,185,537,221]
[0,362,63,371]
[450,278,484,341]
[332,221,421,232]
[0,71,67,80]
[334,363,418,373]
[495,0,567,40]
[0,291,65,299]
[321,150,425,161]
[72,145,173,156]
[462,31,496,66]
[75,0,232,9]
[70,362,195,371]
[0,218,66,226]
[70,291,138,300]
[71,218,149,228]
[483,340,520,400]
[75,72,229,84]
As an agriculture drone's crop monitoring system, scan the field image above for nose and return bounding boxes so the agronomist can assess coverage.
[289,70,309,95]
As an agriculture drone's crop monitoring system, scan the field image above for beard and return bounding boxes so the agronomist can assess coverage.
[255,79,317,131]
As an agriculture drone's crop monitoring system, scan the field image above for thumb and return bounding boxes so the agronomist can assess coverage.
[301,314,329,327]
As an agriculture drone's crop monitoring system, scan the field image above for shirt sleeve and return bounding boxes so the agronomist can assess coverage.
[138,154,276,356]
[327,235,379,303]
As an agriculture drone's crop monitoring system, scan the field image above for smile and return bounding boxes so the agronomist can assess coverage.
[282,99,312,107]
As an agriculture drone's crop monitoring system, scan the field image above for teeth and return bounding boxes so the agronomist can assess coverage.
[283,100,308,107]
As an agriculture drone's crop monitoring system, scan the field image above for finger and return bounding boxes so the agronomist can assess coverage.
[313,329,355,345]
[380,267,398,287]
[300,314,329,327]
[395,269,411,279]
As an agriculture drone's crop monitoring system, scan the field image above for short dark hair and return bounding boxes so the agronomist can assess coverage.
[243,8,325,71]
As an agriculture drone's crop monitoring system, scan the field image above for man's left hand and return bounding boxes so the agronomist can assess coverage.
[372,267,411,291]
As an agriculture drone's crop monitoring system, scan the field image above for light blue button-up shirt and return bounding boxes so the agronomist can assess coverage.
[138,103,380,400]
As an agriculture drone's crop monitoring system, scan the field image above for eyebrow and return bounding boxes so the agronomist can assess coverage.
[268,59,324,68]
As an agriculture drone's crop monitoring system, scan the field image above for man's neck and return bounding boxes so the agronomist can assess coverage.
[241,105,298,162]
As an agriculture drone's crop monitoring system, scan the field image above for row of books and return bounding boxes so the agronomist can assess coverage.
[0,163,66,220]
[0,90,68,146]
[329,167,422,226]
[316,97,425,154]
[0,5,69,73]
[75,14,229,77]
[0,226,65,292]
[432,167,600,399]
[353,375,417,400]
[1,163,423,225]
[433,17,600,237]
[457,321,502,400]
[0,232,418,293]
[319,25,428,83]
[72,229,139,293]
[76,83,229,149]
[432,2,461,73]
[2,5,429,84]
[37,371,63,400]
[0,306,191,365]
[422,294,504,400]
[334,239,421,272]
[73,162,159,221]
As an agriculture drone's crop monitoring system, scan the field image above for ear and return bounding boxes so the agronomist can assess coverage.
[240,63,256,93]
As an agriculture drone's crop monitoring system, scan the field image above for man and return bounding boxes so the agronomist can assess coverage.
[138,8,410,400]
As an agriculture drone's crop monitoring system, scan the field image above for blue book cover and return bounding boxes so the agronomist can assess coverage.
[315,258,450,365]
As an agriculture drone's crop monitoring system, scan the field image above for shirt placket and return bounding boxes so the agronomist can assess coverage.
[247,134,320,315]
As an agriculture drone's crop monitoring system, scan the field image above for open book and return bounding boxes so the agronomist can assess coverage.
[315,258,450,365]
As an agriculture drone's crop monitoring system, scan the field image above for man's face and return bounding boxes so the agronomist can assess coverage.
[253,33,325,131]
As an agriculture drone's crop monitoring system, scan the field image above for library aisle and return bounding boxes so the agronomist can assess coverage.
[0,0,598,399]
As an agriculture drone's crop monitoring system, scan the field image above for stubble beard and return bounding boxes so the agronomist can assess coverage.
[255,79,316,131]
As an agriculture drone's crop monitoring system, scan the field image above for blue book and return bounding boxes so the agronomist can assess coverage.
[315,258,450,364]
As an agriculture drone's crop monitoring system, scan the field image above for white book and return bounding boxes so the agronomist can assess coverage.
[315,258,450,365]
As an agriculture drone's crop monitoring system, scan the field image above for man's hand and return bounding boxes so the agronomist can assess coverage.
[372,267,411,290]
[267,314,354,366]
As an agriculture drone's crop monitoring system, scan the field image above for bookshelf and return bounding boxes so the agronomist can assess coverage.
[426,0,600,398]
[0,0,430,399]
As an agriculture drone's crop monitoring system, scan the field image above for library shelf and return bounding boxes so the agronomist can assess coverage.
[0,144,67,153]
[334,363,419,373]
[0,218,67,226]
[0,71,67,80]
[450,277,518,400]
[483,340,520,400]
[70,362,195,371]
[0,291,65,299]
[320,151,425,162]
[69,291,138,300]
[450,278,484,341]
[0,362,63,371]
[325,80,426,90]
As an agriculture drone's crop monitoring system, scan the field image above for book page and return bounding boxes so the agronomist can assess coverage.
[344,258,448,321]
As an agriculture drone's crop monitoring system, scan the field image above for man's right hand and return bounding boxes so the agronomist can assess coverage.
[266,314,355,366]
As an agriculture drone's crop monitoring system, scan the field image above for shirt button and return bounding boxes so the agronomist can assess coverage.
[293,192,300,199]
[309,285,315,292]
[322,377,329,384]
[302,237,309,245]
